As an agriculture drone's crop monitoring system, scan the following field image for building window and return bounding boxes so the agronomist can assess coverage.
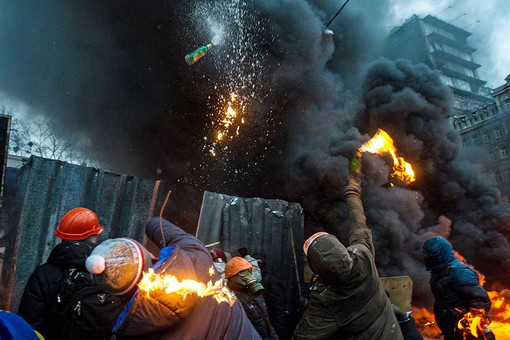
[451,78,471,91]
[490,152,498,161]
[462,136,470,146]
[472,134,480,144]
[483,132,491,143]
[500,146,509,158]
[441,75,453,87]
[495,128,504,139]
[495,171,502,183]
[504,97,510,110]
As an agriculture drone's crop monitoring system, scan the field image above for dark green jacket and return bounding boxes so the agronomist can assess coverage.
[294,176,403,340]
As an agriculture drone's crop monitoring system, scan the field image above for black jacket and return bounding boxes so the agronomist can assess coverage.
[18,240,93,339]
[228,282,279,340]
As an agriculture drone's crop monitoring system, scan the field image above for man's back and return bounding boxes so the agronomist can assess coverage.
[19,240,122,340]
[294,159,402,340]
[19,240,92,338]
[294,243,401,339]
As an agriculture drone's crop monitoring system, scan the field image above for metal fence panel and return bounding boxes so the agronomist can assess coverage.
[0,156,166,311]
[196,191,304,308]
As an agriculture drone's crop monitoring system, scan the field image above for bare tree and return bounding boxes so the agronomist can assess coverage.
[1,105,92,165]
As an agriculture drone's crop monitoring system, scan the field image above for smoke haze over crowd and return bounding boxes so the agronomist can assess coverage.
[1,0,509,308]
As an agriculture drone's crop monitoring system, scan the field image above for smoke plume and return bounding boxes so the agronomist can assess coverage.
[1,0,509,308]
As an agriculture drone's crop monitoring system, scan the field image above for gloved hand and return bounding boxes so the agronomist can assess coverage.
[349,151,362,176]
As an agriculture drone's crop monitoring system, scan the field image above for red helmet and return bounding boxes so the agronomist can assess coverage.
[55,208,104,241]
[225,257,253,279]
[210,248,226,262]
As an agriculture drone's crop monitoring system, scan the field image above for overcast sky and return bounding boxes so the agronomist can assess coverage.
[388,0,509,88]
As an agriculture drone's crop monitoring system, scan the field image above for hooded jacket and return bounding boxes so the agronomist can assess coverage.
[112,217,261,340]
[423,236,491,338]
[18,240,93,339]
[294,176,403,340]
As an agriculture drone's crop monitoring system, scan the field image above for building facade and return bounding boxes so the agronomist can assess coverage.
[383,15,510,197]
[383,15,494,117]
[452,76,510,196]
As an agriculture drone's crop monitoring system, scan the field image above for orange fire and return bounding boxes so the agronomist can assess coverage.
[138,267,236,306]
[411,306,442,339]
[414,251,510,339]
[457,308,491,339]
[208,92,245,156]
[359,129,415,184]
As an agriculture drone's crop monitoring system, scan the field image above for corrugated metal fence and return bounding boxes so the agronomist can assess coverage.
[0,156,167,311]
[196,191,305,310]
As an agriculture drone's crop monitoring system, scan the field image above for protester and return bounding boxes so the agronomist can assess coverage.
[18,207,123,340]
[252,252,290,339]
[225,256,279,340]
[86,216,261,339]
[293,152,403,339]
[238,247,263,283]
[423,236,493,340]
[210,247,227,280]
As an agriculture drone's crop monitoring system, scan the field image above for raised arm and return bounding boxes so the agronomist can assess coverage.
[344,152,375,254]
[146,216,215,282]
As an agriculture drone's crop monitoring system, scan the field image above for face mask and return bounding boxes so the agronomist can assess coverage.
[230,269,265,295]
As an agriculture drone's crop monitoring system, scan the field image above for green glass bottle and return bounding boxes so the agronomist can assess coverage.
[185,43,214,65]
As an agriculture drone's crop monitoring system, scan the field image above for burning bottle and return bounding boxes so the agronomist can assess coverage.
[185,43,214,65]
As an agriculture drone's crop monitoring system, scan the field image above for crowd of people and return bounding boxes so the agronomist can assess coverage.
[2,153,494,340]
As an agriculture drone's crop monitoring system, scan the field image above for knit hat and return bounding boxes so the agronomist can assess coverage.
[86,238,153,296]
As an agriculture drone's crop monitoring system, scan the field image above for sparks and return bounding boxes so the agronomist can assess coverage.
[207,92,245,156]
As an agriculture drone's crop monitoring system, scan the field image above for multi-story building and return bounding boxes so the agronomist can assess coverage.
[383,15,510,197]
[453,76,510,196]
[383,14,494,117]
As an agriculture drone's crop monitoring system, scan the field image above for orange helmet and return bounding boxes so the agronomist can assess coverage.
[55,208,104,241]
[225,256,253,279]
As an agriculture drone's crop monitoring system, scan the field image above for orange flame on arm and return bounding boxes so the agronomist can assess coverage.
[138,268,236,306]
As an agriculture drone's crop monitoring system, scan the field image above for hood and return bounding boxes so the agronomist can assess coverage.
[422,236,456,271]
[307,234,353,283]
[47,240,93,269]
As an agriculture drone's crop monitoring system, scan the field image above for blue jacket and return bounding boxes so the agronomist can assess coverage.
[423,236,490,337]
[113,217,261,340]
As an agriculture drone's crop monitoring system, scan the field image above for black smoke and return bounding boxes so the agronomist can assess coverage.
[1,1,510,308]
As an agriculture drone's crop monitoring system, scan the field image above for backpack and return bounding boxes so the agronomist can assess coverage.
[53,267,125,340]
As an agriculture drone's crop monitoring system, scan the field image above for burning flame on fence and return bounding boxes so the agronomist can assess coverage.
[138,267,236,306]
[359,129,415,185]
[208,93,245,156]
[413,251,510,339]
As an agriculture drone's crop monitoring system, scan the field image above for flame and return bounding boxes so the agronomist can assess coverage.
[415,251,510,339]
[207,92,245,156]
[138,267,236,306]
[457,308,488,338]
[359,129,415,184]
[412,307,442,339]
